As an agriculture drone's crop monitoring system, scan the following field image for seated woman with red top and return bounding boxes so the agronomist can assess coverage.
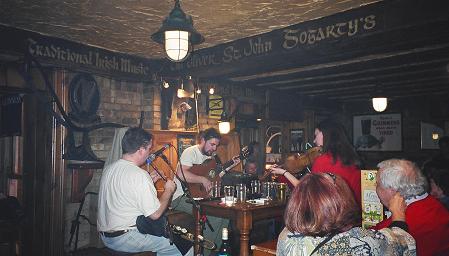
[269,119,362,205]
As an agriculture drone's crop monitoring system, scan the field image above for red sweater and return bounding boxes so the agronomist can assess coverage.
[374,195,449,256]
[311,153,361,205]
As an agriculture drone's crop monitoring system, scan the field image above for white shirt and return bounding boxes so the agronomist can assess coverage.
[97,159,160,232]
[173,145,211,200]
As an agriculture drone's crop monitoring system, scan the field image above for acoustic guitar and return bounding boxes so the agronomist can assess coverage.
[186,146,252,198]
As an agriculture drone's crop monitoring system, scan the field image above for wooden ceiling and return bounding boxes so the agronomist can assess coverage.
[1,0,449,104]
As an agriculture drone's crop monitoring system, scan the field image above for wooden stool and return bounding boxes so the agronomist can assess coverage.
[251,239,277,256]
[166,210,194,233]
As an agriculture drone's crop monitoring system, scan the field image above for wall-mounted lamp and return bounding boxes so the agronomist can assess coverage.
[151,0,204,62]
[196,87,202,94]
[218,111,231,134]
[372,84,387,112]
[177,77,194,98]
[209,87,215,95]
[163,81,170,88]
[432,133,439,140]
[372,97,388,112]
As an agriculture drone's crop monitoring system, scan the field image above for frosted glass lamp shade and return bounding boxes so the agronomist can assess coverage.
[372,97,388,112]
[218,121,231,134]
[165,31,189,62]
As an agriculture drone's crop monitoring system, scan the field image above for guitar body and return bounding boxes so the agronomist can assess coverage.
[185,146,252,198]
[187,159,222,198]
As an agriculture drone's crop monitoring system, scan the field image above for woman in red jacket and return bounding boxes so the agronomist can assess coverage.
[270,119,362,205]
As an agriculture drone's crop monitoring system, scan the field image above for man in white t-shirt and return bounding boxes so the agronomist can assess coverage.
[97,127,192,256]
[172,128,239,255]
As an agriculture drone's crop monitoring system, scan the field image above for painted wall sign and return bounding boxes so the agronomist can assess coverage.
[0,25,160,81]
[282,15,376,49]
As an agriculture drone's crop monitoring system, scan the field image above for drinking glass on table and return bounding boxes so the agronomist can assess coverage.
[235,183,247,203]
[224,185,235,206]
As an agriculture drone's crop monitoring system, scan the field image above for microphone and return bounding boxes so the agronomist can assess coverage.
[146,144,170,164]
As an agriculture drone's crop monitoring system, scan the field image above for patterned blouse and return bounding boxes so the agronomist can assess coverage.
[276,226,416,256]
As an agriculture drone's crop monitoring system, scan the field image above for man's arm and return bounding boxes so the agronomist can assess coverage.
[148,180,176,220]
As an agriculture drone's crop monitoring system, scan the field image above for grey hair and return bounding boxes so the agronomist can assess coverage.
[377,159,428,199]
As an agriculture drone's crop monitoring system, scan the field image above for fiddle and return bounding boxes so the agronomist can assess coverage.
[260,146,322,180]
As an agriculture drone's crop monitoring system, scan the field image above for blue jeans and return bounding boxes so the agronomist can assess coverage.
[101,229,193,256]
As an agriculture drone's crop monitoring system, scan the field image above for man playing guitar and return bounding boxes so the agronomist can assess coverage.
[171,128,240,255]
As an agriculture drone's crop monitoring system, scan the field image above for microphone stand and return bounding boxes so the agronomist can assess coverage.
[147,161,175,245]
[161,148,215,254]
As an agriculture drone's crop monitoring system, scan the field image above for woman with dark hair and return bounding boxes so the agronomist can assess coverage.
[425,166,449,210]
[277,173,416,255]
[270,119,362,204]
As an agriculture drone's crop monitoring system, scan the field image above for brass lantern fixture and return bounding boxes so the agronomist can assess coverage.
[151,0,204,62]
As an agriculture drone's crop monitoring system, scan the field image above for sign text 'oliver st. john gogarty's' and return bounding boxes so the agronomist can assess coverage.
[170,13,377,72]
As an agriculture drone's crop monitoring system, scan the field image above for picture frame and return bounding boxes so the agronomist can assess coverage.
[353,113,402,151]
[265,125,282,163]
[420,122,443,149]
[177,134,195,156]
[290,128,304,153]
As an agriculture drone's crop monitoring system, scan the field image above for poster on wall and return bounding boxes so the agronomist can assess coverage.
[353,113,402,151]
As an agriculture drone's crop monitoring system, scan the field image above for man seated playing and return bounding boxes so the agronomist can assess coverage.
[97,127,192,255]
[374,159,449,256]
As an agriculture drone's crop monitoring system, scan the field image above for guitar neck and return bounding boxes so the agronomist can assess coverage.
[222,159,236,172]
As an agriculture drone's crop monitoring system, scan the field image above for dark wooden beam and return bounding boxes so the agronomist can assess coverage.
[231,45,449,84]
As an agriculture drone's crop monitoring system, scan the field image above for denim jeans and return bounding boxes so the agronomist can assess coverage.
[101,229,193,256]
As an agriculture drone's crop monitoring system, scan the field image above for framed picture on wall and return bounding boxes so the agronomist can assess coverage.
[290,129,304,153]
[420,122,443,149]
[353,113,402,151]
[177,134,195,155]
[266,125,282,163]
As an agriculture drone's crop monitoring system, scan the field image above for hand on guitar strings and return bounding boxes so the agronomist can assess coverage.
[200,177,213,193]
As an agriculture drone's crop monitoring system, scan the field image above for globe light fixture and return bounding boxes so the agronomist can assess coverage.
[151,0,204,62]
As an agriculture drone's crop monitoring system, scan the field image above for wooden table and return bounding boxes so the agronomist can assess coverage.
[193,200,286,256]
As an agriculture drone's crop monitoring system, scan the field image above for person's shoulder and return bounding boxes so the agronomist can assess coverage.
[312,153,331,167]
[317,152,332,161]
[182,144,199,155]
